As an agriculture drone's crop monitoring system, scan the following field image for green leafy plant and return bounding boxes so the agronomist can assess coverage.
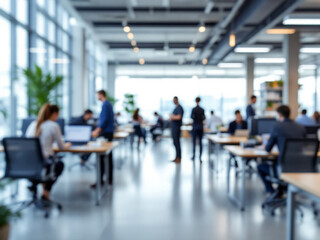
[123,93,136,115]
[106,92,117,106]
[23,65,63,116]
[0,101,7,119]
[0,181,21,228]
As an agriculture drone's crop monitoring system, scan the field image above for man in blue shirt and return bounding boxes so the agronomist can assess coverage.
[296,109,316,126]
[92,90,114,186]
[258,105,306,193]
[246,95,257,120]
[170,96,184,163]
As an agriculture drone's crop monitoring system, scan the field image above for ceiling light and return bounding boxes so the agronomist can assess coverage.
[192,75,198,80]
[300,47,320,53]
[198,25,206,33]
[189,46,195,53]
[127,33,134,39]
[218,62,243,68]
[283,17,320,25]
[133,47,139,53]
[51,58,69,64]
[266,28,296,34]
[139,58,145,65]
[123,25,131,32]
[229,33,236,47]
[131,40,137,46]
[235,47,271,53]
[255,58,286,64]
[202,58,208,65]
[69,17,77,26]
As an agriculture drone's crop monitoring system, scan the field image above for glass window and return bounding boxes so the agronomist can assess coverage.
[48,0,56,17]
[35,38,47,69]
[48,20,56,44]
[0,0,10,13]
[36,12,45,37]
[37,0,45,7]
[16,0,28,24]
[62,33,69,52]
[299,76,316,114]
[48,46,56,74]
[16,26,28,129]
[0,16,11,138]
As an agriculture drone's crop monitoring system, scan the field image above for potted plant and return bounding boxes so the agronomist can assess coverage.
[23,65,63,116]
[0,182,21,240]
[106,92,117,106]
[123,93,136,116]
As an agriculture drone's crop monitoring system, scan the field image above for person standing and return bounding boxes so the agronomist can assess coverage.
[191,97,206,163]
[92,90,114,186]
[169,96,184,164]
[246,95,257,120]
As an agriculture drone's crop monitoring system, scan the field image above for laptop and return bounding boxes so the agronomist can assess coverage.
[234,129,249,137]
[64,125,92,146]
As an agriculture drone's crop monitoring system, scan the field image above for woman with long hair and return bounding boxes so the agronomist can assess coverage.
[132,108,147,144]
[26,103,71,201]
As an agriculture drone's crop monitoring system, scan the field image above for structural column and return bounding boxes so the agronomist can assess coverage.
[283,31,300,119]
[107,64,116,98]
[245,57,254,103]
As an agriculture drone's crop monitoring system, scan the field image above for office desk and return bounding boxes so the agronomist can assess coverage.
[206,134,248,170]
[54,141,119,205]
[224,146,277,211]
[281,173,320,240]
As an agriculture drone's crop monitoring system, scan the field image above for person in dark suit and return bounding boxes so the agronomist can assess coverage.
[69,109,94,165]
[170,96,184,164]
[91,90,114,187]
[257,105,306,193]
[246,95,257,120]
[150,112,164,141]
[69,109,93,126]
[191,97,206,163]
[228,110,248,135]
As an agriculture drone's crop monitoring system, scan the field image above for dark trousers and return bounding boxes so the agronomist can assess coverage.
[192,125,204,159]
[257,162,277,193]
[171,126,181,159]
[100,132,113,184]
[32,160,64,192]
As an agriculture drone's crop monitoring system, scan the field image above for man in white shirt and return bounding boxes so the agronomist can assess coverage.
[206,111,222,131]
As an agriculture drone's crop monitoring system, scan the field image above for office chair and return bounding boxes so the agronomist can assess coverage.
[262,138,319,216]
[2,138,63,218]
[21,118,36,136]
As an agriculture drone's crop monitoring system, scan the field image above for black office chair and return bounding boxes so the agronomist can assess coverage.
[21,118,36,136]
[2,138,62,218]
[262,138,319,216]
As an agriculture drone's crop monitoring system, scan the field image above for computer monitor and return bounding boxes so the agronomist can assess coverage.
[64,125,92,145]
[305,126,320,139]
[55,118,65,136]
[21,118,65,136]
[249,117,277,136]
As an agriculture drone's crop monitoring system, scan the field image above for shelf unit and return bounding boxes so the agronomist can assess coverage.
[260,81,283,117]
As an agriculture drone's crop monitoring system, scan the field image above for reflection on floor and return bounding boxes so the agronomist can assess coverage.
[3,138,320,240]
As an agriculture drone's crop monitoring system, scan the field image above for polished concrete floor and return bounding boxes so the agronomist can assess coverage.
[3,138,320,240]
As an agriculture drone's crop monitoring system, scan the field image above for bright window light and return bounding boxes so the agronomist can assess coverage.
[235,47,271,53]
[255,58,286,64]
[218,62,243,68]
[205,69,226,75]
[299,65,317,70]
[69,17,77,26]
[283,17,320,25]
[29,48,47,54]
[300,48,320,53]
[51,58,69,64]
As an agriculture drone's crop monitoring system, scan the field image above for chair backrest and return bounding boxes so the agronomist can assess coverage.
[21,117,36,136]
[279,138,319,174]
[3,138,45,181]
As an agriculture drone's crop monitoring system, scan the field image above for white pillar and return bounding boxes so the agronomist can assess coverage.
[107,64,116,98]
[71,26,87,116]
[283,31,300,119]
[245,57,254,103]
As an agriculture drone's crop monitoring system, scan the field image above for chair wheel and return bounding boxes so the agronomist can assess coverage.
[262,204,266,209]
[58,204,63,211]
[313,211,318,216]
[44,212,49,218]
[271,211,275,216]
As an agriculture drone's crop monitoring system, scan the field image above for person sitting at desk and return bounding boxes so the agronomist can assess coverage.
[69,109,94,165]
[296,109,316,126]
[257,105,306,194]
[228,110,247,135]
[69,109,93,125]
[206,110,222,132]
[312,111,320,124]
[132,108,147,144]
[150,112,164,141]
[26,104,71,201]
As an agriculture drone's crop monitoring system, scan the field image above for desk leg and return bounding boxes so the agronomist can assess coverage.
[286,185,296,240]
[95,153,102,206]
[239,158,246,211]
[227,153,232,194]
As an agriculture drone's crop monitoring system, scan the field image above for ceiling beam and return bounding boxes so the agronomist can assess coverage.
[75,7,232,13]
[93,21,217,28]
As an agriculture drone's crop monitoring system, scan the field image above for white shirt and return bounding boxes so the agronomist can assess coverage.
[26,120,64,159]
[207,115,223,131]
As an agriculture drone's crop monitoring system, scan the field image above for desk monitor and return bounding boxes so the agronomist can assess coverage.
[249,117,277,136]
[21,118,65,136]
[305,126,320,139]
[64,125,92,145]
